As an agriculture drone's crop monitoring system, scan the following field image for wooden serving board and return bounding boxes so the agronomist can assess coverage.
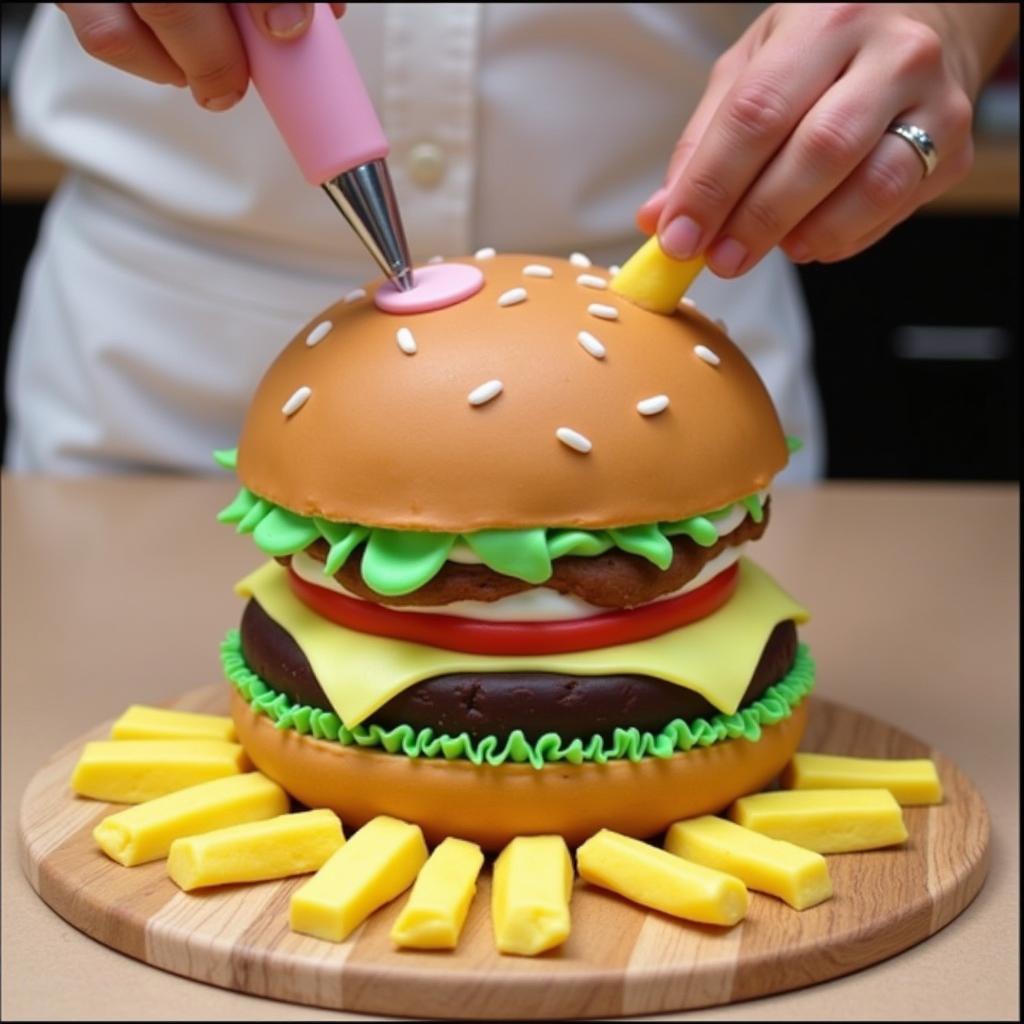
[19,689,989,1020]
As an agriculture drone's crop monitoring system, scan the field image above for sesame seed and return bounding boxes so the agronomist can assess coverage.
[680,296,697,308]
[498,287,528,307]
[426,255,444,265]
[282,386,312,416]
[694,344,721,366]
[523,264,554,278]
[576,273,607,290]
[468,379,504,406]
[609,264,621,276]
[637,394,670,416]
[576,330,606,359]
[305,321,332,347]
[556,427,593,453]
[343,288,366,304]
[474,247,497,259]
[569,252,591,268]
[587,303,619,321]
[396,327,418,355]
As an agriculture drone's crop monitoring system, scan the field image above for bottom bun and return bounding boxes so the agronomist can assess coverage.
[231,689,808,850]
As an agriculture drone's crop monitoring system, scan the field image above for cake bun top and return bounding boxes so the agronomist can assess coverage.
[237,254,788,532]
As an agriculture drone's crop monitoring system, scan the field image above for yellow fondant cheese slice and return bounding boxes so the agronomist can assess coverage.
[235,558,808,729]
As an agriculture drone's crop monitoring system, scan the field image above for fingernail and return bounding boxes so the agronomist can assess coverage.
[266,3,310,38]
[660,215,702,260]
[204,92,242,112]
[708,237,748,277]
[786,240,811,263]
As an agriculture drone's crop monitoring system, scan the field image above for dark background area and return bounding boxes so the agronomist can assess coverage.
[1,6,1019,481]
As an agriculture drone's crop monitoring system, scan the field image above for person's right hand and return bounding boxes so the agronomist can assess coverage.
[58,3,346,111]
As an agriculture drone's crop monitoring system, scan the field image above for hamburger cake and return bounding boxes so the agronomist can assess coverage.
[216,251,813,850]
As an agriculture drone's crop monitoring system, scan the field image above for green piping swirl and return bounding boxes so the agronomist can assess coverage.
[221,630,814,770]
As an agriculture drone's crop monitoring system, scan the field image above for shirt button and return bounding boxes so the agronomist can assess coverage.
[407,142,446,188]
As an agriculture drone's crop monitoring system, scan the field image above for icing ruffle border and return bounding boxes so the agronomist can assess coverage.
[221,630,814,770]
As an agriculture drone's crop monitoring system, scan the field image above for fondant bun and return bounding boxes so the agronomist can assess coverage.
[232,690,807,850]
[237,255,787,533]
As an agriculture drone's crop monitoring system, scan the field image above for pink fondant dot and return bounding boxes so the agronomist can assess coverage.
[375,263,485,314]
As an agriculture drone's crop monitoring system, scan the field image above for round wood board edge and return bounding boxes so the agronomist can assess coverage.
[19,689,991,1020]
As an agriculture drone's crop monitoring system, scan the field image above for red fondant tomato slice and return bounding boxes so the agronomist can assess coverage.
[286,561,739,655]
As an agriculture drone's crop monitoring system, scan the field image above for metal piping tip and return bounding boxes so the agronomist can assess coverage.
[322,158,414,291]
[393,266,415,292]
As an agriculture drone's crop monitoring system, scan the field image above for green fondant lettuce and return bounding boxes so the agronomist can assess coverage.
[221,631,814,770]
[213,448,238,470]
[217,483,769,596]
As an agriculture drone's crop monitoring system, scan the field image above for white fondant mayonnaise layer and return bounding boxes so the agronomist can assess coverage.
[290,545,746,622]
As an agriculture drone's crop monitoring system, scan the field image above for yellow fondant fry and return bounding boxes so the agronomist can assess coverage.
[492,835,573,956]
[610,235,705,313]
[390,837,484,950]
[110,704,236,742]
[290,816,428,943]
[577,828,747,926]
[93,772,289,867]
[782,752,943,806]
[665,815,831,910]
[167,808,343,891]
[71,740,249,803]
[729,789,908,854]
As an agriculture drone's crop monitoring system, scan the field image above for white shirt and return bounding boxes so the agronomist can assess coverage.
[7,2,823,480]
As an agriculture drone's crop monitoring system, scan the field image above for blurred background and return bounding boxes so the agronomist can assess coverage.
[1,3,1018,481]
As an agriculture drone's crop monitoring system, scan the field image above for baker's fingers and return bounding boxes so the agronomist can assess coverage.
[245,4,315,40]
[131,4,249,110]
[655,9,863,261]
[705,53,923,277]
[811,138,974,264]
[782,93,973,264]
[58,3,186,86]
[637,11,776,234]
[635,45,748,235]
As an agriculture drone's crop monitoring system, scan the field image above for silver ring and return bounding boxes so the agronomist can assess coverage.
[886,122,938,178]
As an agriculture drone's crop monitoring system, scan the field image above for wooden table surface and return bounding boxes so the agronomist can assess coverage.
[2,475,1019,1021]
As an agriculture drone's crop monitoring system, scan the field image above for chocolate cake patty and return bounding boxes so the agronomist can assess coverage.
[240,598,797,743]
[300,499,770,609]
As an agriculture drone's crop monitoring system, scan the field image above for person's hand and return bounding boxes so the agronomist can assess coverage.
[637,3,981,275]
[58,3,346,111]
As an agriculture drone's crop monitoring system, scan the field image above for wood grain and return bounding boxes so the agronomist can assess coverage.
[18,687,990,1020]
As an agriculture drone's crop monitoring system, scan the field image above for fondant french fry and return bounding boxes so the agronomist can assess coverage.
[290,816,428,943]
[577,828,747,926]
[110,704,236,742]
[610,234,705,313]
[492,835,573,956]
[167,808,343,891]
[665,815,832,910]
[782,752,943,806]
[390,837,484,950]
[93,772,289,867]
[71,740,249,803]
[729,789,908,854]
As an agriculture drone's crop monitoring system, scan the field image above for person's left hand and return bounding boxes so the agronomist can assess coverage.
[637,3,976,276]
